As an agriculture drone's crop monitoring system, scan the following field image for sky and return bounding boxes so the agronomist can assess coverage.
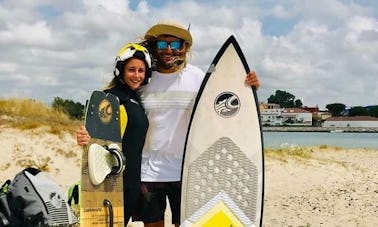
[0,0,377,109]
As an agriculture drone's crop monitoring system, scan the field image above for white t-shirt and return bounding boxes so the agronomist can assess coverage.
[138,64,205,182]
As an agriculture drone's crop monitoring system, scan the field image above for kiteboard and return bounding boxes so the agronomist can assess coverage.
[181,36,264,227]
[80,91,125,227]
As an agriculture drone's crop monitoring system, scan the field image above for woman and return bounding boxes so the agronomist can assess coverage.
[76,43,151,225]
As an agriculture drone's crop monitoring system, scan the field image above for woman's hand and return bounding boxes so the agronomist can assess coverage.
[76,125,90,146]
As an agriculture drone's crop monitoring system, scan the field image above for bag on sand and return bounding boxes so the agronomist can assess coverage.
[0,167,78,226]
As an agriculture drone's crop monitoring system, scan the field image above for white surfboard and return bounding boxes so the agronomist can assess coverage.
[181,36,264,227]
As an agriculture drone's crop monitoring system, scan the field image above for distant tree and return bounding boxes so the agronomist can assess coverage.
[267,90,302,108]
[326,103,346,116]
[348,106,369,116]
[52,97,65,111]
[295,99,303,108]
[52,97,85,120]
[367,105,378,118]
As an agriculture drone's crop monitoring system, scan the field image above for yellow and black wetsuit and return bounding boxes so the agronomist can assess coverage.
[105,83,148,223]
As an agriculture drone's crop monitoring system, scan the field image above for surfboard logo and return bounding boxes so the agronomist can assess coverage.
[214,92,240,117]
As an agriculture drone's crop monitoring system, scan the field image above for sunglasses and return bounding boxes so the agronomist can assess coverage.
[156,40,183,51]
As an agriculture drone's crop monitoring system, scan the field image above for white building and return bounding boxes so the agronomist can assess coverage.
[323,116,378,127]
[260,103,283,126]
[281,108,312,126]
[259,104,313,126]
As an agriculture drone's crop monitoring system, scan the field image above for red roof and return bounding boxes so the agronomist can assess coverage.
[303,107,319,113]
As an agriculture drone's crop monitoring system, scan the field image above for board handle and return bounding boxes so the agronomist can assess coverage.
[103,199,114,227]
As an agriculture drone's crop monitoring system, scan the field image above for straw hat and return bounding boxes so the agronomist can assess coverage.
[144,20,192,47]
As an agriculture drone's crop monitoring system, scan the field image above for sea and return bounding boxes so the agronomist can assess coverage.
[263,131,378,149]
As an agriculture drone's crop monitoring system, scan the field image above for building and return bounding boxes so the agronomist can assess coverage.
[281,108,312,126]
[302,106,319,113]
[260,103,282,126]
[323,116,378,128]
[318,111,332,121]
[303,106,321,126]
[259,104,313,126]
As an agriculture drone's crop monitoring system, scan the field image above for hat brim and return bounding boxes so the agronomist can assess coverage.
[144,24,192,47]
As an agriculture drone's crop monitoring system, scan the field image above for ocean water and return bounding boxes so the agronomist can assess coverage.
[263,131,378,149]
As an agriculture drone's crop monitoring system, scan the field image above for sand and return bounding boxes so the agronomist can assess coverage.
[265,148,378,226]
[1,126,377,226]
[0,126,82,193]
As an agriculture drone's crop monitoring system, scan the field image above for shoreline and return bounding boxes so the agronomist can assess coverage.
[263,126,378,133]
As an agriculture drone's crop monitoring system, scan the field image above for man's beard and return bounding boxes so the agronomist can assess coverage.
[157,53,185,70]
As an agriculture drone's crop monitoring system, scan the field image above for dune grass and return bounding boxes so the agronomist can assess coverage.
[265,142,347,161]
[0,98,81,135]
[0,98,82,172]
[265,143,314,162]
[265,143,350,169]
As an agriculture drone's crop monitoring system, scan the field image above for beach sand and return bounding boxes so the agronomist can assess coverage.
[265,147,378,226]
[1,126,377,226]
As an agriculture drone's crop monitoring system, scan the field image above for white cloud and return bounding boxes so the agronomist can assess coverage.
[82,0,129,15]
[0,21,53,46]
[0,0,377,109]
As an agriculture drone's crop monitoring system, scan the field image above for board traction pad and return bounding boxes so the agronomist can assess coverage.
[185,137,257,226]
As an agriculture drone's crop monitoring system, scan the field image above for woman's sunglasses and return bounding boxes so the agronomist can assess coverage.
[156,40,183,51]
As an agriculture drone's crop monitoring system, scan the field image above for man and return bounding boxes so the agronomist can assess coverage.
[137,20,260,227]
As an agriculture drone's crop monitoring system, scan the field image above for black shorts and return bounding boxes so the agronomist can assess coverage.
[136,181,181,224]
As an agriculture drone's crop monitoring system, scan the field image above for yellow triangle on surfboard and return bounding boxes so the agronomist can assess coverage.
[193,201,243,227]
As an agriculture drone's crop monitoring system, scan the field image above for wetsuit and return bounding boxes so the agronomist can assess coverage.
[105,83,149,223]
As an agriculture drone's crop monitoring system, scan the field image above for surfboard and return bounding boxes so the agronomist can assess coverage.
[180,36,264,227]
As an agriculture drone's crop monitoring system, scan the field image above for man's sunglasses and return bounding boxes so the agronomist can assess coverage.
[156,40,183,51]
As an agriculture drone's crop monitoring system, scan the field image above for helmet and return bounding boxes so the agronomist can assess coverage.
[113,43,152,85]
